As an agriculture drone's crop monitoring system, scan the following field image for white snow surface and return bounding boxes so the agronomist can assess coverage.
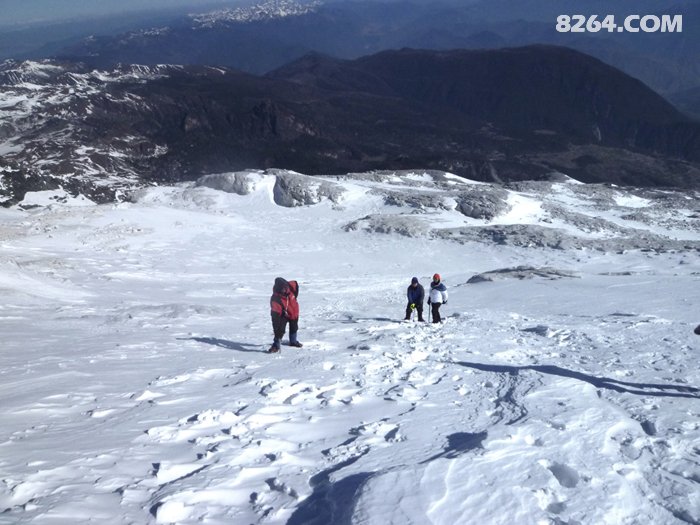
[0,170,699,524]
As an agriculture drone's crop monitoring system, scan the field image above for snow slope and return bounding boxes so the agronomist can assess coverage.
[0,170,699,524]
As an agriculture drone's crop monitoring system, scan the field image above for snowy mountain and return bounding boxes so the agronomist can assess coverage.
[1,169,699,524]
[2,50,700,207]
[0,60,183,205]
[190,0,323,28]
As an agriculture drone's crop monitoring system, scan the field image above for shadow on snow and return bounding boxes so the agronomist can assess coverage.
[455,361,700,399]
[421,431,489,463]
[287,453,372,525]
[329,316,405,324]
[287,431,488,524]
[180,337,263,353]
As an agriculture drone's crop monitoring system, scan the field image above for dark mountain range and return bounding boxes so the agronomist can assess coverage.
[275,47,690,138]
[47,0,700,97]
[1,46,699,205]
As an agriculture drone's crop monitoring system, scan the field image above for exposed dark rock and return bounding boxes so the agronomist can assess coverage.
[344,214,429,237]
[271,170,344,207]
[456,186,510,220]
[382,190,447,209]
[441,223,700,252]
[468,266,580,283]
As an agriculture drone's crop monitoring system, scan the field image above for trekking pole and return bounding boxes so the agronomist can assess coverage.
[428,301,431,323]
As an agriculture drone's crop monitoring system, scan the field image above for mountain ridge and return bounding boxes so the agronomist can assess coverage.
[40,0,700,97]
[1,45,699,206]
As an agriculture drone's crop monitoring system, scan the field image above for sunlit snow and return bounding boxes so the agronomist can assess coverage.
[0,170,698,524]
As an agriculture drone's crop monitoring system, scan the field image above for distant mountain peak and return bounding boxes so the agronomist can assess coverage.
[189,0,323,28]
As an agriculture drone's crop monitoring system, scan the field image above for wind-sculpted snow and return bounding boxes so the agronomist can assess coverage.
[1,172,699,524]
[196,172,258,196]
[196,170,345,207]
[344,214,431,237]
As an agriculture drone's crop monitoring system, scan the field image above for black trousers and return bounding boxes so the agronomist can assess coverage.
[431,302,442,323]
[272,313,298,340]
[405,303,424,320]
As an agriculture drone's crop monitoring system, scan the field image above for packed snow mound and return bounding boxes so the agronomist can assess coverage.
[18,189,96,208]
[344,213,430,237]
[195,172,258,196]
[195,170,345,207]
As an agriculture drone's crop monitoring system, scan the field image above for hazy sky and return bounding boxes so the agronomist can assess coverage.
[0,0,242,26]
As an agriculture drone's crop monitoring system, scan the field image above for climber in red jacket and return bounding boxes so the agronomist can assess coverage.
[268,277,303,353]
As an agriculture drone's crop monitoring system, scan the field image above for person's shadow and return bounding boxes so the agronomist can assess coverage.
[180,337,263,353]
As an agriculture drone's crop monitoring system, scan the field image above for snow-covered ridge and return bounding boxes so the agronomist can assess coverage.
[0,59,177,87]
[190,0,323,28]
[191,170,700,252]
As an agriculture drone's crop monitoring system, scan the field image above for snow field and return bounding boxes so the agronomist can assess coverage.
[0,172,699,524]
